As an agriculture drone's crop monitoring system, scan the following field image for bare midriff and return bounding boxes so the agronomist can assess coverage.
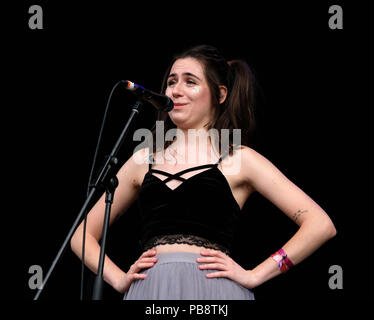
[151,243,210,254]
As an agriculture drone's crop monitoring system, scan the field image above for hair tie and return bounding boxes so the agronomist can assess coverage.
[226,60,235,92]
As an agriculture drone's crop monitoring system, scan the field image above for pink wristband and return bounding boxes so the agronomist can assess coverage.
[278,248,294,269]
[271,252,289,273]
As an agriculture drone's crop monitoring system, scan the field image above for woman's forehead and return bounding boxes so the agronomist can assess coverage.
[170,57,204,77]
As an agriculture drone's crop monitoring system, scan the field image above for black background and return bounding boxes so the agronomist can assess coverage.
[5,0,372,305]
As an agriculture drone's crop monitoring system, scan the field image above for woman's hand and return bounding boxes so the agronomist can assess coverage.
[197,249,258,289]
[114,249,158,293]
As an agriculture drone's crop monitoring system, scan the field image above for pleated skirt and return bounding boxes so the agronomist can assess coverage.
[123,252,255,300]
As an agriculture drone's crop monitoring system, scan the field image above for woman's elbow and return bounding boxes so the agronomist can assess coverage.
[305,216,337,240]
[323,219,337,239]
[70,229,81,256]
[329,223,337,238]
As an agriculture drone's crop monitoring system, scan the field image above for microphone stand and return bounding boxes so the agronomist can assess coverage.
[91,174,118,300]
[34,100,144,300]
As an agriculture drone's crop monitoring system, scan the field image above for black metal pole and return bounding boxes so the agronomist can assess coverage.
[33,100,144,300]
[92,176,118,300]
[33,187,97,300]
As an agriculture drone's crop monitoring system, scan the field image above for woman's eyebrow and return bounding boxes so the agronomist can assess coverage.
[168,72,201,80]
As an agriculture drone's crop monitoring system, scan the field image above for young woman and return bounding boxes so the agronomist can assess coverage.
[70,45,337,299]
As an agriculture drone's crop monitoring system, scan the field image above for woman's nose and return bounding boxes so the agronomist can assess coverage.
[171,81,183,97]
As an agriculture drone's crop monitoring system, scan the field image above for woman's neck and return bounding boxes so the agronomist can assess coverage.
[166,127,219,165]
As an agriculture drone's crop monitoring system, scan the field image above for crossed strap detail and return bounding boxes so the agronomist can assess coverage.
[147,152,226,183]
[150,164,217,184]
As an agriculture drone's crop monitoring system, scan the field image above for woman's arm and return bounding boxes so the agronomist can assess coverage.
[70,148,148,290]
[242,146,337,287]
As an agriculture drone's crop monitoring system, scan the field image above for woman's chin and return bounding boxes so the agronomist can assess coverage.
[169,115,189,128]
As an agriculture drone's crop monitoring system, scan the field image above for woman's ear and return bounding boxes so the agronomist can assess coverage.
[219,85,228,104]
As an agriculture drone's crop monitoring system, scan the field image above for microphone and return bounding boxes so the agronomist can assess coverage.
[123,80,174,112]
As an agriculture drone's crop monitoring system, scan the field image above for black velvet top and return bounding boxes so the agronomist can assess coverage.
[137,154,241,255]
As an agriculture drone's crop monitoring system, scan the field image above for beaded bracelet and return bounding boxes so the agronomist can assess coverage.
[271,248,294,273]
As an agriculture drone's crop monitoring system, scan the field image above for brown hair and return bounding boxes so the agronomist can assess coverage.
[151,44,256,157]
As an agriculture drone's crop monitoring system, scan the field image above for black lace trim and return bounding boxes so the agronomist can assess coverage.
[142,234,230,255]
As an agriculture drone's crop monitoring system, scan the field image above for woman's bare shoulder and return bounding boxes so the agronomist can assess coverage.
[222,145,264,169]
[227,145,272,183]
[235,145,291,191]
[117,147,150,188]
[238,145,264,161]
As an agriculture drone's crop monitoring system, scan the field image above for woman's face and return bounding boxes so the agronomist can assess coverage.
[165,57,214,130]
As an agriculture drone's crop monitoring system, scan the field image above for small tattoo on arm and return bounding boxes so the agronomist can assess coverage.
[293,209,308,223]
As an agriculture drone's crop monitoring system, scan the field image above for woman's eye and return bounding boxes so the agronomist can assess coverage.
[186,79,196,85]
[167,80,176,86]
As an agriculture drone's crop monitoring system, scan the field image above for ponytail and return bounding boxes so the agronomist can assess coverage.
[219,59,256,148]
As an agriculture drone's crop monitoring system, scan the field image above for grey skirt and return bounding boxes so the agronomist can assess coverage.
[123,252,255,300]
